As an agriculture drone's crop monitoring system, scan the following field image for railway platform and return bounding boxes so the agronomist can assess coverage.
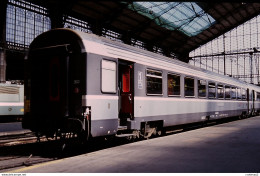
[5,116,260,173]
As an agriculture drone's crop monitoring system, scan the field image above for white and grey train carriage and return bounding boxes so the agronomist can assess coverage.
[0,83,24,122]
[22,28,260,139]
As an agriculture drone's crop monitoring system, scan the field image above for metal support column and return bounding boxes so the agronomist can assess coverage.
[121,32,132,45]
[49,6,65,29]
[223,35,226,75]
[249,52,253,84]
[90,21,103,36]
[256,55,260,85]
[0,0,7,83]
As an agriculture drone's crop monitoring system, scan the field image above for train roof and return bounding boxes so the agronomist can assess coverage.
[32,28,260,91]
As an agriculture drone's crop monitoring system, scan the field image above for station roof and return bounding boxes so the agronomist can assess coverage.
[30,1,260,62]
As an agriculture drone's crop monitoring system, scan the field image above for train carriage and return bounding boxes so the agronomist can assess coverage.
[0,83,24,122]
[22,28,260,139]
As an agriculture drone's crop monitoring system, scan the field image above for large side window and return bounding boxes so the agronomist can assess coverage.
[257,92,260,101]
[217,84,224,99]
[168,73,180,96]
[237,88,242,100]
[101,59,117,93]
[146,69,162,95]
[242,89,247,101]
[198,80,206,98]
[184,77,194,97]
[231,87,237,99]
[225,86,231,99]
[249,90,252,101]
[208,82,216,99]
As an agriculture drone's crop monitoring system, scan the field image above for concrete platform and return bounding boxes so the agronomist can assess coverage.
[8,116,260,173]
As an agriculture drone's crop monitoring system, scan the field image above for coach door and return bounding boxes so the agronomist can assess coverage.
[118,60,134,126]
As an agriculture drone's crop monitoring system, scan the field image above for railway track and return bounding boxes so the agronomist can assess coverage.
[0,131,129,171]
[0,132,59,171]
[0,116,243,172]
[0,132,37,147]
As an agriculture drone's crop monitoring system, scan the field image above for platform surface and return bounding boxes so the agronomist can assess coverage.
[8,116,260,173]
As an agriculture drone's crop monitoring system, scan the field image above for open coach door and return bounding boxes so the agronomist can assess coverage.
[118,59,134,126]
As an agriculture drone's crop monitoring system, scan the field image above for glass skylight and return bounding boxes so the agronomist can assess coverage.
[128,2,215,37]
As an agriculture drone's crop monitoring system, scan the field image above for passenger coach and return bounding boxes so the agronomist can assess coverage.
[22,28,260,139]
[0,83,24,122]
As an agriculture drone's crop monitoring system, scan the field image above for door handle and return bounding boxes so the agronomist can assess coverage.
[128,94,132,103]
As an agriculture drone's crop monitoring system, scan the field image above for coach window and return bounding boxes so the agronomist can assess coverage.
[242,89,247,101]
[208,82,216,99]
[237,88,242,100]
[198,80,206,98]
[146,69,163,95]
[225,86,231,99]
[101,59,117,93]
[217,84,224,99]
[168,73,180,96]
[231,87,237,99]
[257,92,260,101]
[184,77,195,97]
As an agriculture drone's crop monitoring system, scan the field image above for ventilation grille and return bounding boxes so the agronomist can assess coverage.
[0,86,20,94]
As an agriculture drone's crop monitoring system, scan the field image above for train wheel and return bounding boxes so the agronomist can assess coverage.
[141,121,164,139]
[157,129,162,136]
[238,112,247,119]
